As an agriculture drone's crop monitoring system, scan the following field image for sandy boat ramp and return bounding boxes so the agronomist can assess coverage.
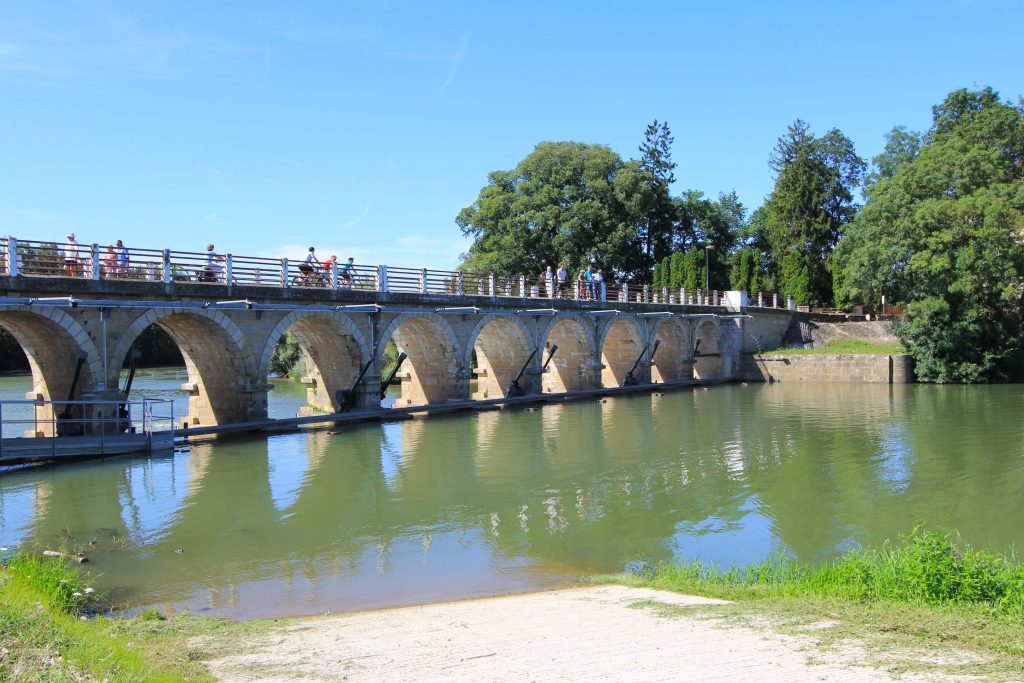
[203,585,962,682]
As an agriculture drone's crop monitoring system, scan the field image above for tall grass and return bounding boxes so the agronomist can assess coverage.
[1,551,187,681]
[638,528,1024,619]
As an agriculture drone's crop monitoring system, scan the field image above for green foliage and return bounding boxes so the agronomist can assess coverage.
[651,260,662,288]
[729,247,764,293]
[130,324,184,367]
[761,120,865,306]
[779,251,813,305]
[4,553,93,614]
[834,87,1024,382]
[457,141,656,280]
[669,251,685,292]
[1,552,206,680]
[636,528,1024,619]
[269,332,305,378]
[760,339,905,355]
[638,120,678,269]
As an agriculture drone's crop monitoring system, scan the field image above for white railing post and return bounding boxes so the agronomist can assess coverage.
[161,249,170,284]
[225,254,233,285]
[420,268,428,293]
[91,244,100,280]
[282,258,289,288]
[680,287,686,304]
[6,236,17,276]
[757,291,764,307]
[488,273,496,297]
[331,261,339,289]
[697,288,703,305]
[772,292,778,308]
[377,265,388,292]
[519,275,526,297]
[622,284,629,302]
[458,271,465,296]
[642,285,649,303]
[788,295,796,311]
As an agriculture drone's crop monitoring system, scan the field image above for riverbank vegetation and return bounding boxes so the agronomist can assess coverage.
[458,87,1024,383]
[5,528,1024,679]
[760,339,905,355]
[612,528,1024,674]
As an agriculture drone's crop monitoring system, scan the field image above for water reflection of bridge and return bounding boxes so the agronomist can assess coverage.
[9,383,1019,614]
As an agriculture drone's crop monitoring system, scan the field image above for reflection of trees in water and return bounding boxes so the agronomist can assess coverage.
[11,384,1024,603]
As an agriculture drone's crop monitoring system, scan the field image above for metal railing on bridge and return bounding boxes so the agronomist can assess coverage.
[0,235,791,309]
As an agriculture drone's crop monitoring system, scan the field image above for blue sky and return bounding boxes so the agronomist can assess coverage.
[1,0,1021,271]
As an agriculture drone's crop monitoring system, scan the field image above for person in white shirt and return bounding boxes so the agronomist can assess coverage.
[63,233,80,277]
[298,246,321,286]
[201,244,224,283]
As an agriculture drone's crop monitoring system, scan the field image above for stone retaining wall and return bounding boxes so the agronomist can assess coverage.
[739,353,913,384]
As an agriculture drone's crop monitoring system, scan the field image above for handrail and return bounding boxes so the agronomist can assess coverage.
[0,234,788,309]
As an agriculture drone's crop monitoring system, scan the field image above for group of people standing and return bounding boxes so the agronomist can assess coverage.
[541,264,605,300]
[61,233,131,278]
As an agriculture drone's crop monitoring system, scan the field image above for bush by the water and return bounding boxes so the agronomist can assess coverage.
[639,528,1024,618]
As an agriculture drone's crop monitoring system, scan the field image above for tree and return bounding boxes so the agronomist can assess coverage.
[638,120,678,270]
[730,247,762,293]
[457,141,652,280]
[834,87,1024,382]
[865,126,922,191]
[761,120,865,305]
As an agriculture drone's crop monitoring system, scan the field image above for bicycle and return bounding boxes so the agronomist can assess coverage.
[291,269,329,288]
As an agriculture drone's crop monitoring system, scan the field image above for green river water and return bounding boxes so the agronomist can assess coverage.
[1,373,1022,619]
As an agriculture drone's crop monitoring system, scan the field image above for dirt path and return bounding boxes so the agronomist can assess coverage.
[203,585,938,682]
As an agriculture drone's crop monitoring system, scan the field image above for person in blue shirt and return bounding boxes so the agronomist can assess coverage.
[115,239,129,276]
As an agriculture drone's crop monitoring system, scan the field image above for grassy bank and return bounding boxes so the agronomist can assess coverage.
[761,338,905,355]
[0,551,254,681]
[606,528,1024,678]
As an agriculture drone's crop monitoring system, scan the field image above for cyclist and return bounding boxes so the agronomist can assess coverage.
[298,246,321,286]
[340,257,355,287]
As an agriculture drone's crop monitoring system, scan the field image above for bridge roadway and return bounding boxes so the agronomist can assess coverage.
[0,272,797,437]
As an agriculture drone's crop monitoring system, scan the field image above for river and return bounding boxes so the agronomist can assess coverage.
[1,375,1022,619]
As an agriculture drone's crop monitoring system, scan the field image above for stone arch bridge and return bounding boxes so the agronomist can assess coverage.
[0,276,796,431]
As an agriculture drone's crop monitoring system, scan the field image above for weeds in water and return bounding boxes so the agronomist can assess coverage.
[639,528,1024,620]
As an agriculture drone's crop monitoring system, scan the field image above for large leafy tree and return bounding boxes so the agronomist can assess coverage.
[761,120,865,306]
[457,141,654,279]
[834,87,1024,382]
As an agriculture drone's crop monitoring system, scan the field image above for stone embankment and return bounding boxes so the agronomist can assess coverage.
[741,319,913,384]
[739,353,913,383]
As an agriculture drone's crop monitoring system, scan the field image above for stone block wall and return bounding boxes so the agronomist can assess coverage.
[739,354,914,384]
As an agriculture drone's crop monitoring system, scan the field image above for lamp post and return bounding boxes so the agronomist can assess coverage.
[704,244,714,294]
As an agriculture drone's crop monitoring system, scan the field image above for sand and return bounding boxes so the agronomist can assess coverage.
[203,585,953,682]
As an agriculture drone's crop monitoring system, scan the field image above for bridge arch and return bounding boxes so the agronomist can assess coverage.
[597,317,646,387]
[377,313,462,406]
[258,311,371,414]
[0,307,102,434]
[464,315,534,399]
[112,308,260,426]
[539,315,596,393]
[650,317,692,383]
[693,319,723,380]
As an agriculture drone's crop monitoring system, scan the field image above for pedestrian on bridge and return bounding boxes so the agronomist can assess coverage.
[63,232,81,277]
[115,239,130,276]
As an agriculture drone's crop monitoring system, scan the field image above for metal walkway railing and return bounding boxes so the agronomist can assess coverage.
[0,235,791,309]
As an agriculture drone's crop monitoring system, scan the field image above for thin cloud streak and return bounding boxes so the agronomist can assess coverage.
[439,35,468,90]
